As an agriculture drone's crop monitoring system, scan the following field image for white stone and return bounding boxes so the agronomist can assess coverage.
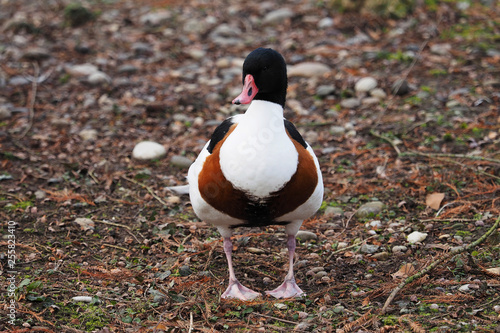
[318,17,334,29]
[370,88,387,99]
[79,129,98,141]
[263,8,294,25]
[65,63,99,77]
[288,62,331,77]
[74,218,95,231]
[296,230,318,241]
[0,105,11,120]
[407,231,428,244]
[355,77,377,93]
[132,141,166,160]
[140,10,171,26]
[88,71,111,85]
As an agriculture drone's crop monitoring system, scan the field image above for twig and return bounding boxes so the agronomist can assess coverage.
[188,312,193,333]
[325,235,377,262]
[102,243,130,251]
[251,312,298,325]
[369,130,401,156]
[18,62,40,138]
[122,176,169,206]
[400,151,500,164]
[381,215,500,314]
[94,219,132,230]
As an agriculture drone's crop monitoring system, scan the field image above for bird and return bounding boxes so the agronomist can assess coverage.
[187,47,324,301]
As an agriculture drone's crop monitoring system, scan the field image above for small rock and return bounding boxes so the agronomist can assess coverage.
[247,247,265,254]
[355,77,377,93]
[170,155,193,169]
[72,296,94,303]
[315,271,328,278]
[34,190,46,200]
[179,265,192,277]
[392,79,410,96]
[370,88,387,99]
[132,42,152,56]
[88,71,111,85]
[325,206,343,217]
[64,3,94,27]
[355,201,385,218]
[263,277,272,284]
[340,98,361,109]
[209,24,242,46]
[392,245,408,253]
[430,303,440,310]
[117,64,138,74]
[362,97,380,105]
[318,17,334,29]
[263,8,294,25]
[296,230,317,241]
[360,244,380,254]
[79,129,98,141]
[407,231,428,244]
[372,251,390,261]
[274,303,288,310]
[139,10,171,26]
[9,76,30,86]
[0,105,12,120]
[337,242,348,249]
[288,62,331,77]
[74,218,95,231]
[316,85,336,97]
[458,284,470,292]
[430,43,452,56]
[21,47,51,61]
[132,141,166,160]
[65,63,99,77]
[330,126,346,136]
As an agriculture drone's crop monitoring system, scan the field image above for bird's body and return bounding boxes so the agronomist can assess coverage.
[188,48,323,300]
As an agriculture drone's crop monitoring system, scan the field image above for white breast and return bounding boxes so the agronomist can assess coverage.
[219,101,298,198]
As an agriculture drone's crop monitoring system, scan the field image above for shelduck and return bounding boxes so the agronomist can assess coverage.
[188,48,324,300]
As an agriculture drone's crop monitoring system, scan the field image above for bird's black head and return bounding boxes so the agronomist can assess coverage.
[232,48,288,108]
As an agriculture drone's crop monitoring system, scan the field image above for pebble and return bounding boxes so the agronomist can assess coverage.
[273,303,288,310]
[324,206,344,217]
[296,230,318,241]
[355,201,385,218]
[209,24,242,46]
[65,63,99,77]
[362,97,380,105]
[117,64,138,74]
[263,8,294,25]
[247,247,265,254]
[74,217,95,231]
[88,71,111,85]
[372,251,390,261]
[140,10,171,26]
[355,77,377,93]
[340,98,361,109]
[21,47,51,61]
[370,88,387,99]
[0,105,11,120]
[170,155,193,169]
[368,220,383,229]
[132,141,166,160]
[316,85,336,97]
[407,231,428,244]
[315,271,328,278]
[9,76,30,85]
[288,62,331,77]
[337,242,348,249]
[179,265,192,276]
[318,17,334,29]
[392,79,410,96]
[330,126,346,136]
[79,128,98,141]
[430,43,452,55]
[34,190,46,200]
[360,244,380,254]
[392,245,408,253]
[263,277,272,284]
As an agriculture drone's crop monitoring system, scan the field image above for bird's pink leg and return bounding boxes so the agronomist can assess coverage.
[221,237,260,300]
[265,235,305,298]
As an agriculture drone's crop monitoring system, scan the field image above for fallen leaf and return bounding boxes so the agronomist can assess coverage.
[426,192,445,210]
[391,263,416,279]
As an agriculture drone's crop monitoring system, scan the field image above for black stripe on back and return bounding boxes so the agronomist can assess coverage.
[206,117,235,154]
[284,119,307,149]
